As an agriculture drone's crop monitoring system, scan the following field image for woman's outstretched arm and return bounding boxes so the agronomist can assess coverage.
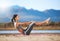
[16,22,31,27]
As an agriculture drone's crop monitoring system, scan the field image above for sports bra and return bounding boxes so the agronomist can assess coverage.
[13,19,16,28]
[14,22,16,28]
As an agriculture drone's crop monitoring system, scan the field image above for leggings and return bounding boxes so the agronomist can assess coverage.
[17,22,35,35]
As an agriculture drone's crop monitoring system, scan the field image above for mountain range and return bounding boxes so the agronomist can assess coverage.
[0,5,60,23]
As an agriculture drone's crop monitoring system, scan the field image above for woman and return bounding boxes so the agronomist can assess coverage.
[11,14,50,35]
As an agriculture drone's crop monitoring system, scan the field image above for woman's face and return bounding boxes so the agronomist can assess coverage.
[15,15,19,21]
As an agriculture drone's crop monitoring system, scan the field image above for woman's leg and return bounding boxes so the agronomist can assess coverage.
[24,22,35,35]
[17,26,25,34]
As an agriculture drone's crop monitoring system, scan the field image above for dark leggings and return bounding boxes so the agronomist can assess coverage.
[17,22,35,35]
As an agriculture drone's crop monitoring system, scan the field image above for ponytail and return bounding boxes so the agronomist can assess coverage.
[11,14,18,22]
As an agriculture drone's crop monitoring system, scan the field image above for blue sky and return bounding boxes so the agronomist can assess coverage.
[0,0,60,11]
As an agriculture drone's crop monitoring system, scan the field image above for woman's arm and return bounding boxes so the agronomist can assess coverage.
[16,22,31,26]
[35,22,44,25]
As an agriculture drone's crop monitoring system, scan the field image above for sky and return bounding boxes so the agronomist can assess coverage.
[0,0,60,11]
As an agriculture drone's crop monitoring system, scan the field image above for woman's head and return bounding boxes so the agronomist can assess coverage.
[11,14,19,22]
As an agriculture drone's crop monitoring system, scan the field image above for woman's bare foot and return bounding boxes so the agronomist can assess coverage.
[44,17,50,24]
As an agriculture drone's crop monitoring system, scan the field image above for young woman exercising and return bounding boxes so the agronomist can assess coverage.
[11,14,50,35]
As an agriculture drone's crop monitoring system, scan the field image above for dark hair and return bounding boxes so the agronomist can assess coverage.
[11,14,18,22]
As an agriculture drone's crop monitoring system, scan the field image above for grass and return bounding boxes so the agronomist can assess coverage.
[0,22,60,30]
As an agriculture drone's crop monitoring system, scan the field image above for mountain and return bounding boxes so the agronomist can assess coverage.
[44,9,60,22]
[0,5,60,22]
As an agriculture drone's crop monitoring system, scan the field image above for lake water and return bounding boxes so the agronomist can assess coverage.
[0,30,60,34]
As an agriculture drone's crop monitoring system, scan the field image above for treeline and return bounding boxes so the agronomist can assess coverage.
[48,22,60,26]
[0,22,60,30]
[0,21,60,28]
